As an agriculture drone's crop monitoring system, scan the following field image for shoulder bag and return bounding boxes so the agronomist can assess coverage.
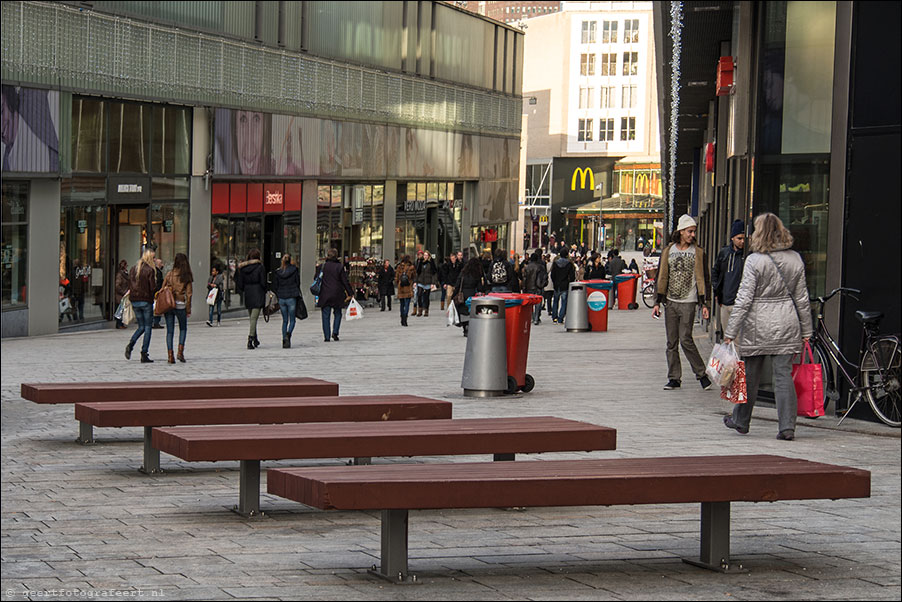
[153,285,176,316]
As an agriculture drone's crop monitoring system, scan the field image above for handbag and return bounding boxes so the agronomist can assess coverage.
[120,294,135,326]
[153,286,176,316]
[720,359,748,404]
[310,272,322,296]
[295,296,308,320]
[793,341,825,417]
[206,288,219,306]
[262,290,280,322]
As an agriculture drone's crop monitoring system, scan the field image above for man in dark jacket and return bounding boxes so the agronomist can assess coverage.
[711,219,746,339]
[522,251,547,325]
[439,253,462,311]
[316,248,353,341]
[550,250,576,323]
[487,248,515,292]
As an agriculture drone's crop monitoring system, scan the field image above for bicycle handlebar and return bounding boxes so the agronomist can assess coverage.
[812,287,862,304]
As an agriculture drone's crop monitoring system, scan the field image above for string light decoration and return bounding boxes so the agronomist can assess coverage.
[668,2,683,232]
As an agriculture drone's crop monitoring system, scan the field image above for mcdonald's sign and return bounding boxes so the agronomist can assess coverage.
[571,167,595,191]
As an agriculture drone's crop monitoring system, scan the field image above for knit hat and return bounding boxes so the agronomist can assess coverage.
[676,214,697,232]
[730,219,745,239]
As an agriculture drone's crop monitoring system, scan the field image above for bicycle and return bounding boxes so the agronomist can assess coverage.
[641,269,657,308]
[810,287,901,427]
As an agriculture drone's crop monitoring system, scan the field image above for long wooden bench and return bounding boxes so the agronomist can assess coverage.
[153,417,616,516]
[22,377,338,443]
[75,395,453,472]
[266,455,871,582]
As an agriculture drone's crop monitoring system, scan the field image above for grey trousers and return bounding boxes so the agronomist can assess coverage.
[731,354,797,434]
[664,301,707,381]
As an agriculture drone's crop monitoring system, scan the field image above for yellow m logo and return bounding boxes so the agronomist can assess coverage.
[571,167,595,191]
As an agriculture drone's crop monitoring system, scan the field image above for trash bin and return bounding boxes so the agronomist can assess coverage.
[582,279,613,331]
[564,282,589,333]
[461,297,508,397]
[483,293,543,393]
[614,274,639,310]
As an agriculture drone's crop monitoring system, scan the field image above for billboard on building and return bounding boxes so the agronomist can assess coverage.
[1,85,60,173]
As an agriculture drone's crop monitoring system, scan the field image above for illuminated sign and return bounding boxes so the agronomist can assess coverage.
[571,167,595,191]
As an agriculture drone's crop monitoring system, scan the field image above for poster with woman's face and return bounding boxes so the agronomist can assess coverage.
[214,108,271,175]
[272,114,320,176]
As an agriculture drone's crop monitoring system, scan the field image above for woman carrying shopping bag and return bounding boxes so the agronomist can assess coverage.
[317,247,353,342]
[722,213,813,441]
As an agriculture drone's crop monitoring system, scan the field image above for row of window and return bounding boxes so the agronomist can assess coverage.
[579,85,638,109]
[581,20,641,45]
[577,117,636,142]
[580,52,639,77]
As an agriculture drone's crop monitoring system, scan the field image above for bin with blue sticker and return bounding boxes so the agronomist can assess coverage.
[614,274,640,310]
[582,280,613,332]
[471,293,543,393]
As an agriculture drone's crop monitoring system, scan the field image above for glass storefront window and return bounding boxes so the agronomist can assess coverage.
[150,203,189,270]
[59,204,108,324]
[72,97,107,173]
[109,102,151,174]
[1,182,28,308]
[152,105,191,174]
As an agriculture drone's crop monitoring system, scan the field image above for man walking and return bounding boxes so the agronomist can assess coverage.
[550,249,576,323]
[522,250,547,325]
[711,219,746,340]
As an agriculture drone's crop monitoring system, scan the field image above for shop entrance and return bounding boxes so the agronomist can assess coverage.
[263,214,284,277]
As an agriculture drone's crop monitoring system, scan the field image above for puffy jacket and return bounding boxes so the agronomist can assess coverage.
[236,259,266,309]
[724,248,813,356]
[550,257,575,291]
[273,265,301,300]
[522,260,545,292]
[712,244,745,306]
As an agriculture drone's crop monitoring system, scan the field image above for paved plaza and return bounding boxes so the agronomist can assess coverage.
[2,303,900,601]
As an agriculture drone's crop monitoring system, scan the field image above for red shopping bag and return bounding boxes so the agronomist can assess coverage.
[794,341,825,417]
[720,359,747,404]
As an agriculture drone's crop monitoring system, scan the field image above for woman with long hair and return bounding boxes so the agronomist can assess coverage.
[723,213,813,440]
[125,248,158,363]
[394,255,417,326]
[236,248,266,349]
[273,253,301,348]
[162,253,194,363]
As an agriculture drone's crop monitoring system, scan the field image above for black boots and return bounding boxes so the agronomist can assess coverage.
[283,336,291,349]
[248,336,255,350]
[401,316,408,327]
[125,342,134,360]
[140,352,153,363]
[253,335,260,348]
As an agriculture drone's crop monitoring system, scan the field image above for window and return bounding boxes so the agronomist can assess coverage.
[579,87,595,109]
[624,19,640,43]
[599,119,615,141]
[600,86,615,109]
[622,85,637,109]
[620,117,636,141]
[602,20,618,43]
[1,182,28,309]
[581,21,596,44]
[600,53,617,76]
[578,119,594,142]
[580,54,596,76]
[622,52,638,76]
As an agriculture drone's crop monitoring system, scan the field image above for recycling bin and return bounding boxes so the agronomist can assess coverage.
[482,293,543,393]
[564,282,589,332]
[461,297,508,397]
[582,279,613,332]
[614,274,639,310]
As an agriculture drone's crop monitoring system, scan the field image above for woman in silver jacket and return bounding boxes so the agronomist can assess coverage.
[723,213,813,440]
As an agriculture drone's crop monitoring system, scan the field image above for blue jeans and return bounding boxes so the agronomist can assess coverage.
[279,297,297,339]
[129,301,153,353]
[164,308,188,349]
[552,290,568,322]
[321,306,342,340]
[399,297,411,318]
[208,298,222,323]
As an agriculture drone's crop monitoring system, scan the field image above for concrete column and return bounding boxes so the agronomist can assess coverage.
[383,180,397,261]
[28,179,62,336]
[460,181,476,254]
[189,176,211,322]
[299,180,318,309]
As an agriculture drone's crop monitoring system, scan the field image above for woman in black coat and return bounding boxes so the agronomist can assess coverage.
[317,247,354,342]
[452,257,486,337]
[236,248,266,349]
[377,259,395,312]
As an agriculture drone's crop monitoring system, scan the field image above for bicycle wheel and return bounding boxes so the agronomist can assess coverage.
[812,339,836,415]
[642,283,656,308]
[860,338,901,427]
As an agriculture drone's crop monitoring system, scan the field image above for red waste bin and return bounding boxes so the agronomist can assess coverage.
[614,274,639,310]
[582,280,613,332]
[484,293,543,393]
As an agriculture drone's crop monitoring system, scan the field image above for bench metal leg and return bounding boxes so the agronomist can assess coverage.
[353,457,372,465]
[139,426,162,474]
[493,453,515,461]
[370,509,410,583]
[236,460,262,517]
[76,421,95,445]
[683,501,747,573]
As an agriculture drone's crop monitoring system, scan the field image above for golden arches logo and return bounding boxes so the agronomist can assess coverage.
[571,167,595,191]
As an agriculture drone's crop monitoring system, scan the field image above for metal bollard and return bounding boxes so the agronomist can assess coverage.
[461,297,508,397]
[564,282,589,332]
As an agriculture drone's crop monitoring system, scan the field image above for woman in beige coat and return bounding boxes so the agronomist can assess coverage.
[723,213,813,440]
[394,255,417,327]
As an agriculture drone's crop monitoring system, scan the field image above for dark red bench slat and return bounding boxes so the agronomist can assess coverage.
[267,455,871,510]
[152,417,617,462]
[75,395,452,427]
[21,377,338,404]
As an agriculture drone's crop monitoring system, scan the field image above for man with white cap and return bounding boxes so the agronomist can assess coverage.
[652,214,712,390]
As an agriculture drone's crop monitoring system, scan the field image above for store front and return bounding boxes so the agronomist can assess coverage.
[317,184,385,260]
[395,182,463,261]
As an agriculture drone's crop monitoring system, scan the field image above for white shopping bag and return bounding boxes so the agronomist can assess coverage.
[447,301,460,327]
[706,342,740,387]
[345,298,363,321]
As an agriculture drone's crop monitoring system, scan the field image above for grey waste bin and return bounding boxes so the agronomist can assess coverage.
[564,282,589,332]
[461,297,508,397]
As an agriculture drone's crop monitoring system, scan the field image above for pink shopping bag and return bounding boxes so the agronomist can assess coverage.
[794,341,825,417]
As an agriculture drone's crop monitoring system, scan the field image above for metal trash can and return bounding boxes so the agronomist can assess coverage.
[564,282,589,332]
[461,297,508,397]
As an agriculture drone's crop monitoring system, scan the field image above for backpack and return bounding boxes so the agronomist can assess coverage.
[490,261,508,284]
[399,270,410,287]
[535,265,548,289]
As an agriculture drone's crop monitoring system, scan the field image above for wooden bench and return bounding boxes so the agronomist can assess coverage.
[21,377,338,443]
[75,395,453,472]
[153,417,616,516]
[266,455,871,582]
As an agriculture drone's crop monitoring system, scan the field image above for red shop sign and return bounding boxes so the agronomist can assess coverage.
[264,183,284,212]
